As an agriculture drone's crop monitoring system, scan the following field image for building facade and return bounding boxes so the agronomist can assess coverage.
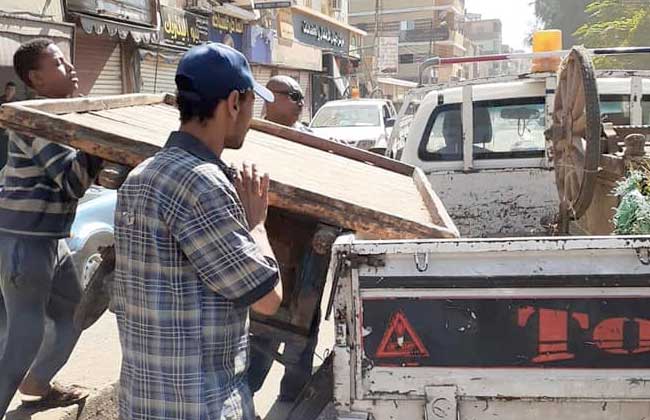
[349,0,467,84]
[464,16,503,77]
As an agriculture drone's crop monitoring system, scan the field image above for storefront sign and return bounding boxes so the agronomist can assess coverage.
[292,12,349,54]
[253,1,292,9]
[160,5,208,48]
[211,13,244,34]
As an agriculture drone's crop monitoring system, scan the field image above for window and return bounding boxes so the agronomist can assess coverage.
[399,54,414,64]
[311,105,380,128]
[600,94,631,125]
[642,95,650,125]
[419,98,546,161]
[400,20,415,31]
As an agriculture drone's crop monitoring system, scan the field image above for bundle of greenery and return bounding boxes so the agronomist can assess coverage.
[613,170,650,235]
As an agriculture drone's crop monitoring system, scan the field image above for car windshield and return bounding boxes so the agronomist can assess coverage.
[311,105,380,128]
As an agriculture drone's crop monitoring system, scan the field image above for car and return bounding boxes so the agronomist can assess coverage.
[309,99,397,151]
[67,186,116,287]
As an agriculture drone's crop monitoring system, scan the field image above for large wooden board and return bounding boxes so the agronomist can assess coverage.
[0,94,459,239]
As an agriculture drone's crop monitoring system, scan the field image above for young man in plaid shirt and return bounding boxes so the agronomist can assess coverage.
[112,43,282,420]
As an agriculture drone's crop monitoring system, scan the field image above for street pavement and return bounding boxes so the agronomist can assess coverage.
[3,304,335,420]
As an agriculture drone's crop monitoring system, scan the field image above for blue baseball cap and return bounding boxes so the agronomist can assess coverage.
[175,42,274,103]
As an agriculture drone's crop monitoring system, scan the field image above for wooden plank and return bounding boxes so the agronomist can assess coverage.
[0,103,159,167]
[412,167,460,238]
[14,93,167,115]
[0,96,458,240]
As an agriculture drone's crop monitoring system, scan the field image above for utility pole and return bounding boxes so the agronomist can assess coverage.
[374,0,381,78]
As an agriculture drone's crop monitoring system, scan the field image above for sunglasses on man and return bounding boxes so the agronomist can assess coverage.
[271,90,304,103]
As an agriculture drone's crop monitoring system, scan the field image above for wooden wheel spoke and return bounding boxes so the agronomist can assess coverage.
[573,113,586,138]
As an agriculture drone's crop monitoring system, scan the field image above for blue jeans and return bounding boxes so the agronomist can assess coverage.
[248,225,335,401]
[248,321,319,401]
[0,237,82,415]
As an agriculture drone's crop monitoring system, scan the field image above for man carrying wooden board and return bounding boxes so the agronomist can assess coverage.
[248,75,338,405]
[0,39,102,414]
[111,43,283,419]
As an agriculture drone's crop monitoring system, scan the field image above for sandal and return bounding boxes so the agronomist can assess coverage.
[21,383,89,409]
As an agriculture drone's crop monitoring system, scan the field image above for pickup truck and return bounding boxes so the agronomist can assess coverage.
[327,50,650,420]
[388,69,650,238]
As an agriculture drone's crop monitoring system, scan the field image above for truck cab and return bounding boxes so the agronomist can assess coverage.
[394,72,650,237]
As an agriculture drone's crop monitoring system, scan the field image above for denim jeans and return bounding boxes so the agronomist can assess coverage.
[248,320,319,401]
[247,225,336,401]
[0,236,82,415]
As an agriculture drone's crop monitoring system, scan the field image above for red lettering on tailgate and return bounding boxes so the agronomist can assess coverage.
[518,306,589,363]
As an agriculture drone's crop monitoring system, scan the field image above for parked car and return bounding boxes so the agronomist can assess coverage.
[309,99,397,151]
[67,186,116,287]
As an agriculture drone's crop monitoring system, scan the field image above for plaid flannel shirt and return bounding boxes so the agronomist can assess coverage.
[112,131,279,420]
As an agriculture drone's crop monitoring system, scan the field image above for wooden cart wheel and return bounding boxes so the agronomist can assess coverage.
[551,47,601,232]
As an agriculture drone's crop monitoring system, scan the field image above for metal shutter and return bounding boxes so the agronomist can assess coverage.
[139,52,178,95]
[75,32,123,96]
[251,65,272,119]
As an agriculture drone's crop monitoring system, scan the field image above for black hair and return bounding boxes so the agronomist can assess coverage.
[5,81,16,88]
[13,38,54,88]
[176,91,221,124]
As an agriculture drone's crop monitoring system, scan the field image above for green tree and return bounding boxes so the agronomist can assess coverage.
[575,0,650,69]
[534,0,590,48]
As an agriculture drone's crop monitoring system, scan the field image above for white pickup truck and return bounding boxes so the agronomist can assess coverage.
[388,69,650,237]
[326,50,650,420]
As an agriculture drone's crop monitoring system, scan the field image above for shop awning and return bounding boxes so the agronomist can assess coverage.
[376,77,418,88]
[75,13,158,44]
[213,3,258,21]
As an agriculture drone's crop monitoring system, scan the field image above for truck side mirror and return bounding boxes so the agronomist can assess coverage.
[385,117,396,128]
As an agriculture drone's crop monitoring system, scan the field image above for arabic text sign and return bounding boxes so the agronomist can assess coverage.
[292,10,349,54]
[160,5,209,48]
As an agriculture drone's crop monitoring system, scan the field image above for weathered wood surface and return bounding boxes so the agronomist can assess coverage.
[0,95,459,239]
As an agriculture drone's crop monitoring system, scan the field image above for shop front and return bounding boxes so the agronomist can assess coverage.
[65,0,157,96]
[138,5,208,95]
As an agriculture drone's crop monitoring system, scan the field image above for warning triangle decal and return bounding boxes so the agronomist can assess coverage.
[376,310,430,358]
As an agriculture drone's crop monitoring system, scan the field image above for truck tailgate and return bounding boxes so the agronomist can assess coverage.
[332,236,650,420]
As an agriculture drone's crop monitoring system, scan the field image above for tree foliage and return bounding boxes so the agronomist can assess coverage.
[534,0,590,48]
[575,0,650,69]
